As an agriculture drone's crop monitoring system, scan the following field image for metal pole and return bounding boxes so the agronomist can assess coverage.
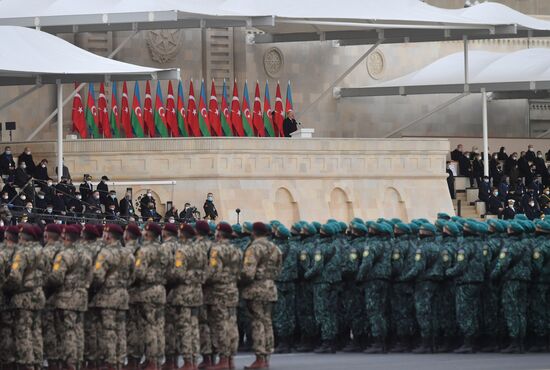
[463,36,469,85]
[384,93,470,138]
[57,80,63,183]
[26,30,139,141]
[0,84,42,114]
[482,88,489,177]
[299,39,383,117]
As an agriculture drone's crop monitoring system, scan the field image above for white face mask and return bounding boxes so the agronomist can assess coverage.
[94,195,100,200]
[2,195,7,200]
[5,151,11,155]
[147,193,152,197]
[26,206,32,211]
[26,151,31,155]
[169,219,175,224]
[46,207,53,212]
[47,181,53,186]
[38,195,44,200]
[76,195,82,200]
[529,202,535,207]
[207,196,213,202]
[110,195,116,199]
[41,164,46,168]
[20,195,26,200]
[21,164,26,169]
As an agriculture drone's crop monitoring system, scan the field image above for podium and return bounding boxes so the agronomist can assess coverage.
[290,128,315,138]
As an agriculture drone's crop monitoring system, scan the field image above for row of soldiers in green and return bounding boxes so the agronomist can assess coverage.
[253,214,550,354]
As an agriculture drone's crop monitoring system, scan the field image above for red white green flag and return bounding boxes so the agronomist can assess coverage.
[130,82,145,138]
[187,80,201,137]
[230,80,244,137]
[220,80,233,136]
[253,81,265,137]
[198,80,211,137]
[154,81,169,137]
[241,81,254,137]
[274,81,284,137]
[98,83,111,138]
[166,81,179,137]
[109,82,121,138]
[121,82,131,138]
[143,81,155,137]
[71,83,87,139]
[263,81,275,137]
[209,80,222,136]
[176,80,189,137]
[85,83,100,138]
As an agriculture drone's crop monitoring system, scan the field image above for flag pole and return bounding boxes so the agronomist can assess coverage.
[56,79,63,183]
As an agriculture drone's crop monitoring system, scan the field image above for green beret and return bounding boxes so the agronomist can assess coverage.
[372,222,393,235]
[519,220,535,233]
[508,221,524,234]
[312,221,322,232]
[365,221,375,229]
[302,223,317,235]
[321,223,336,236]
[464,220,479,233]
[536,220,550,233]
[394,222,411,234]
[327,219,338,224]
[476,222,488,235]
[434,219,447,231]
[437,213,451,220]
[351,222,368,234]
[270,220,281,227]
[351,217,364,225]
[232,224,242,234]
[277,225,290,238]
[514,214,528,221]
[209,222,217,232]
[390,218,402,225]
[451,216,463,222]
[487,218,504,233]
[444,221,460,236]
[242,222,253,234]
[409,223,419,234]
[420,223,437,234]
[376,218,388,224]
[338,221,347,233]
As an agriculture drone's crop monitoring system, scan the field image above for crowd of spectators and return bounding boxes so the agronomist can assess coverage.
[0,146,219,226]
[449,144,550,220]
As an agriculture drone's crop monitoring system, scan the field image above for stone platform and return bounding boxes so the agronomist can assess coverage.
[12,137,454,225]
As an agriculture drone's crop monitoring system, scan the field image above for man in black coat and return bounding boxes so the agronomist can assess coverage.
[96,176,110,205]
[525,145,537,163]
[458,152,473,186]
[524,198,542,220]
[472,155,484,188]
[446,162,455,199]
[502,200,517,220]
[450,144,464,161]
[0,146,15,179]
[119,192,135,219]
[34,159,50,188]
[486,189,503,216]
[140,190,156,216]
[203,192,218,220]
[86,190,103,214]
[17,147,36,176]
[79,175,94,202]
[104,190,119,213]
[283,111,299,137]
[478,176,491,202]
[14,161,33,198]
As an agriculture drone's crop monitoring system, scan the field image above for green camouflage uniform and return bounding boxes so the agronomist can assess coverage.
[295,234,319,350]
[527,231,550,351]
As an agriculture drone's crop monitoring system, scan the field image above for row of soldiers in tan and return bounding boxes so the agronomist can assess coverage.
[0,220,282,370]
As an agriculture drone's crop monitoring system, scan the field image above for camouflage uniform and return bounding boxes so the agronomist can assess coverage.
[81,239,104,366]
[125,238,143,365]
[166,237,207,365]
[5,240,46,368]
[48,241,93,368]
[0,242,14,367]
[131,239,169,366]
[241,236,282,357]
[233,235,252,351]
[195,236,214,357]
[529,232,550,351]
[204,239,242,358]
[91,240,132,367]
[295,234,318,350]
[41,239,62,367]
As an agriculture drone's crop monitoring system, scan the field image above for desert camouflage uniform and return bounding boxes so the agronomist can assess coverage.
[0,241,14,367]
[196,237,214,356]
[41,239,62,367]
[125,238,143,365]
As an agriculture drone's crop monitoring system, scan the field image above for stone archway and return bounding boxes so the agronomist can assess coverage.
[329,187,353,222]
[274,187,300,226]
[382,187,407,221]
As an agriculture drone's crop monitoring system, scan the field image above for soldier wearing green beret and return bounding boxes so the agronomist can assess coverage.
[357,222,392,354]
[491,222,532,353]
[234,222,253,351]
[388,222,417,353]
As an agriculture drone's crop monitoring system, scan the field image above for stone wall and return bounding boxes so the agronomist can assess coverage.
[6,138,453,225]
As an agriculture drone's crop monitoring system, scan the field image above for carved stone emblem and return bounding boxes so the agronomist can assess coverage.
[264,47,284,77]
[367,50,385,79]
[146,30,183,64]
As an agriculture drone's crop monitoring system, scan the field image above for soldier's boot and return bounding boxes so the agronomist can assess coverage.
[243,356,267,370]
[179,357,193,370]
[163,357,177,370]
[126,358,141,370]
[197,356,212,370]
[437,337,454,353]
[528,337,546,353]
[501,339,521,354]
[342,337,362,353]
[142,360,158,370]
[388,339,408,353]
[363,338,385,354]
[228,357,235,370]
[313,340,335,354]
[205,356,229,370]
[412,338,431,354]
[295,337,314,353]
[479,337,499,353]
[453,338,474,354]
[274,338,291,354]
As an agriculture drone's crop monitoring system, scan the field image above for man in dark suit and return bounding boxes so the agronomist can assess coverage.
[458,151,473,186]
[446,162,455,199]
[450,144,463,161]
[502,199,517,220]
[203,192,218,220]
[283,111,299,137]
[79,175,94,201]
[0,146,15,179]
[96,175,110,205]
[14,161,33,198]
[119,192,135,219]
[104,190,119,213]
[17,147,36,176]
[486,189,503,216]
[525,145,536,163]
[478,176,491,202]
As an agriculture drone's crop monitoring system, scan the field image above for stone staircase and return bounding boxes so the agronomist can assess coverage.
[453,176,482,220]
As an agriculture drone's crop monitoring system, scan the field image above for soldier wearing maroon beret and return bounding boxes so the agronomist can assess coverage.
[125,223,142,240]
[160,222,179,367]
[195,221,210,237]
[179,224,196,240]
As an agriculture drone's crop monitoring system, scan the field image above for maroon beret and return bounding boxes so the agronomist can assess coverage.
[144,222,162,236]
[19,224,37,240]
[33,225,43,240]
[0,226,5,235]
[195,220,210,235]
[125,223,142,238]
[163,223,178,235]
[179,223,196,236]
[104,223,124,236]
[63,224,81,236]
[217,222,233,234]
[45,224,62,235]
[252,222,268,235]
[6,225,19,235]
[73,223,84,234]
[95,224,104,236]
[83,224,101,238]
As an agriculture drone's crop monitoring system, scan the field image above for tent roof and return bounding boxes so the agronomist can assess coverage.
[338,48,550,98]
[0,26,179,86]
[0,1,549,44]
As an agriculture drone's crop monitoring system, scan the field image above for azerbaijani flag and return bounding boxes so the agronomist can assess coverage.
[285,80,294,117]
[121,82,131,138]
[241,81,254,137]
[253,81,265,137]
[274,81,284,137]
[109,82,121,138]
[98,83,111,138]
[230,80,244,137]
[220,80,233,136]
[176,80,188,137]
[187,80,200,137]
[166,81,179,137]
[130,82,145,138]
[85,83,100,138]
[154,81,169,137]
[198,80,211,137]
[71,83,87,139]
[263,81,275,137]
[143,81,155,137]
[209,80,222,136]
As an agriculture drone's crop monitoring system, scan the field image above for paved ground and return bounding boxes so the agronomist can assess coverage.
[232,352,550,370]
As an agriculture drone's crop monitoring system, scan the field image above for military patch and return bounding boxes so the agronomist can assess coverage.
[300,252,307,261]
[175,251,184,268]
[314,252,322,262]
[54,254,62,263]
[210,249,219,259]
[11,262,19,270]
[210,258,218,267]
[499,252,506,260]
[350,253,358,261]
[392,252,400,261]
[363,249,370,258]
[94,261,102,270]
[533,250,541,260]
[442,253,449,263]
[457,253,464,262]
[135,259,141,267]
[53,262,61,271]
[415,253,421,261]
[483,249,488,257]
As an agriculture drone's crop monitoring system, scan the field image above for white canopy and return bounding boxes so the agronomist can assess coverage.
[0,1,549,44]
[0,26,179,86]
[339,48,550,98]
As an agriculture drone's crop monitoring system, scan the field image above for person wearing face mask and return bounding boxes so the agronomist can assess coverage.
[489,153,501,186]
[141,202,161,222]
[14,160,33,198]
[21,201,35,223]
[518,151,531,180]
[18,147,36,176]
[0,146,15,179]
[12,192,28,211]
[105,204,119,221]
[87,190,103,214]
[34,159,50,186]
[479,176,491,204]
[1,180,17,201]
[178,203,197,224]
[529,175,544,198]
[472,155,484,188]
[525,144,537,163]
[164,206,178,223]
[35,191,47,213]
[67,192,84,217]
[79,175,94,202]
[502,199,517,220]
[52,191,68,215]
[203,193,218,221]
[97,176,110,206]
[40,203,56,225]
[105,190,119,214]
[458,151,473,187]
[140,190,157,217]
[524,198,542,220]
[0,191,11,207]
[450,144,463,161]
[538,188,550,210]
[486,188,504,216]
[534,151,549,185]
[446,161,455,200]
[469,146,480,161]
[119,192,135,219]
[498,147,508,161]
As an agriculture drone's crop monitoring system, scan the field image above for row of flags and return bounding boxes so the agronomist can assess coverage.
[71,80,294,139]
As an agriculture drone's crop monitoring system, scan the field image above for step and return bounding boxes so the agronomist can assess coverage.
[475,201,486,216]
[466,188,478,204]
[455,176,470,191]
